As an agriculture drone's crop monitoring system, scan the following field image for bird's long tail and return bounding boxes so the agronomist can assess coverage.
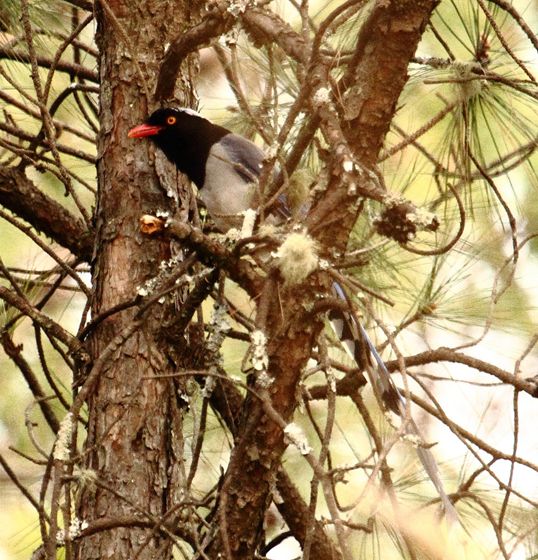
[329,281,459,523]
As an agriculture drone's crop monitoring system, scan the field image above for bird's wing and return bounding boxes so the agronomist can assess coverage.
[219,133,266,184]
[219,134,293,221]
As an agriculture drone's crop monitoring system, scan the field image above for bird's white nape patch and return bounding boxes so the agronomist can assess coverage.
[177,107,204,119]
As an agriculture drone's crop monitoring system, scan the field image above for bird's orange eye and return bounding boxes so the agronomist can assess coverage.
[166,116,177,125]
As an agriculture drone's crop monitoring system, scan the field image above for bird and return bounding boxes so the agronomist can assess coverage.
[128,107,268,230]
[128,107,458,522]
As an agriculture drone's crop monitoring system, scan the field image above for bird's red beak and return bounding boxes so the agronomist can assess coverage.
[127,123,163,138]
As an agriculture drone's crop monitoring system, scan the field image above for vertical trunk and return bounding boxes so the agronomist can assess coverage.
[206,294,324,558]
[77,3,196,559]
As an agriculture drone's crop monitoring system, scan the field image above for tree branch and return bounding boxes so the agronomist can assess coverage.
[1,332,60,433]
[155,1,235,101]
[145,216,263,297]
[155,1,308,101]
[307,347,538,400]
[391,348,538,398]
[0,47,98,82]
[0,166,93,262]
[207,3,440,557]
[0,286,88,363]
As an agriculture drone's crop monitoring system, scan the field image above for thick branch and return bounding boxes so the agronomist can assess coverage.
[155,1,235,101]
[390,348,538,397]
[341,0,436,165]
[308,0,438,251]
[153,217,263,297]
[308,347,538,400]
[0,166,93,261]
[155,2,308,101]
[64,0,93,10]
[276,469,341,560]
[209,3,439,557]
[241,8,308,63]
[173,332,342,560]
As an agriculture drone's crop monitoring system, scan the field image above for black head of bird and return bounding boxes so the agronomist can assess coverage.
[128,107,232,188]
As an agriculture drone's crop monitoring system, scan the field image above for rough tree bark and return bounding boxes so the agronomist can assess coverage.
[76,2,197,559]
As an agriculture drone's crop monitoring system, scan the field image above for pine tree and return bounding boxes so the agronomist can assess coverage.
[0,1,537,559]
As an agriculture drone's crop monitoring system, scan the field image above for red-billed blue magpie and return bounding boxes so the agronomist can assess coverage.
[129,107,267,230]
[128,107,458,522]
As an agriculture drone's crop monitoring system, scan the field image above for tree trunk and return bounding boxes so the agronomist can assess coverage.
[77,2,196,559]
